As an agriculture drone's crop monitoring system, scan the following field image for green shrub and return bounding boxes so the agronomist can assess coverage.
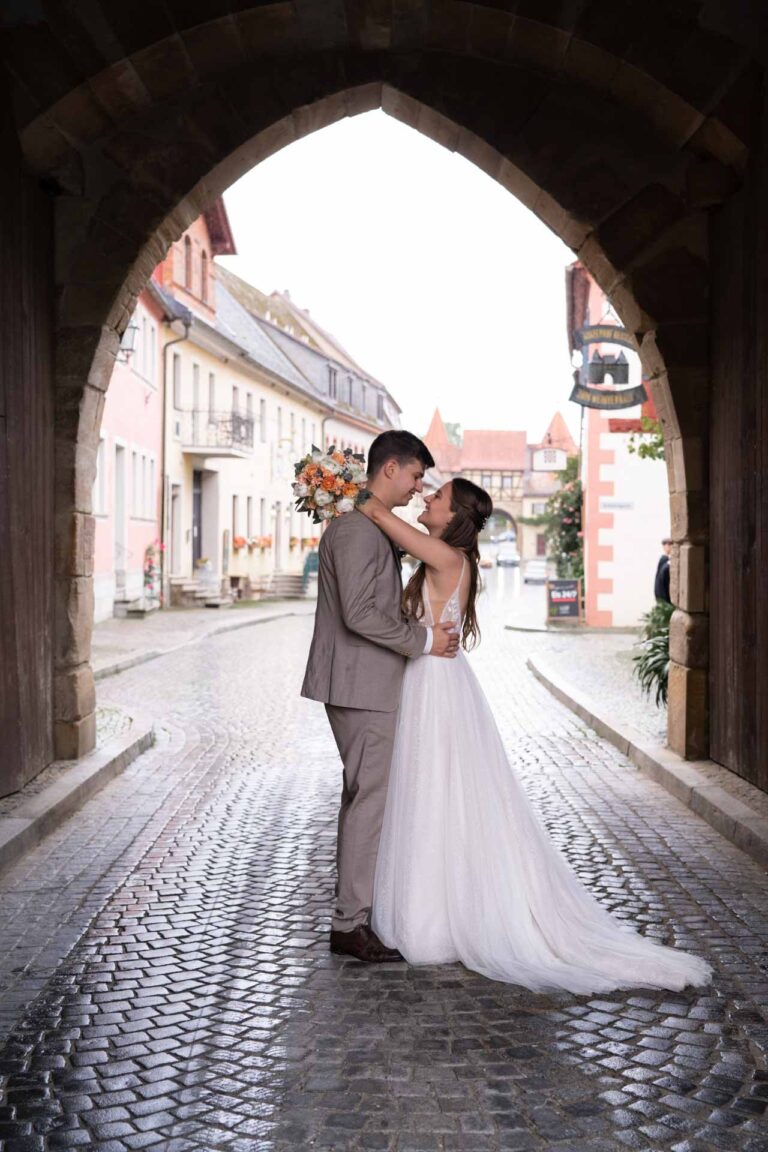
[633,599,674,707]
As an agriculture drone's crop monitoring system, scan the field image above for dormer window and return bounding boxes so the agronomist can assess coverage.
[184,235,193,289]
[201,251,208,303]
[328,366,338,399]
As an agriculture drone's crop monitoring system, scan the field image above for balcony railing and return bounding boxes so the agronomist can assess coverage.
[179,409,255,456]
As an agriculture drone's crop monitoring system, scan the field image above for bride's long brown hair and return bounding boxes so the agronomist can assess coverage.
[402,477,493,651]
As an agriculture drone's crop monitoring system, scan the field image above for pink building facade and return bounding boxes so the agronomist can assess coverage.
[92,289,167,622]
[567,263,670,628]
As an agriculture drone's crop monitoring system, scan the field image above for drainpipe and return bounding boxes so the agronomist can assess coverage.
[160,315,191,606]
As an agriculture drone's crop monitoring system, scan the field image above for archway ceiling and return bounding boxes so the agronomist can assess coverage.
[4,3,752,178]
[0,1,758,383]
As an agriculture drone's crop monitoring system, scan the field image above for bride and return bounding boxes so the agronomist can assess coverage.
[356,478,712,994]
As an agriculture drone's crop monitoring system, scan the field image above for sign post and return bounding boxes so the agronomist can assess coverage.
[546,578,582,624]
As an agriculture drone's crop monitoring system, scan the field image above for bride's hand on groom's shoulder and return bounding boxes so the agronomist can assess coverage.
[354,489,379,518]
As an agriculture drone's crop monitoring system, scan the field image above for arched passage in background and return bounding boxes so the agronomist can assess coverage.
[1,3,766,792]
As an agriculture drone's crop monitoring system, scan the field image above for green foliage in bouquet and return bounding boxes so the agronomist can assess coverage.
[633,598,674,707]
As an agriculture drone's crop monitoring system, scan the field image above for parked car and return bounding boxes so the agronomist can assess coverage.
[491,530,517,544]
[523,559,548,583]
[496,543,521,567]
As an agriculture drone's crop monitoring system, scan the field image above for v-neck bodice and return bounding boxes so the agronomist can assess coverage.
[423,556,467,629]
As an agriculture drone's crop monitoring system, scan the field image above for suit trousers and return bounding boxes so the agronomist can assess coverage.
[325,703,399,931]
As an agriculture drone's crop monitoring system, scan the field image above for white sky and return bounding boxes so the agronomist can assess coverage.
[220,110,579,445]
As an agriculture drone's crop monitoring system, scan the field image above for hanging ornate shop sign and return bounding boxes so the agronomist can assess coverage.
[570,324,646,409]
[569,379,648,409]
[574,324,636,350]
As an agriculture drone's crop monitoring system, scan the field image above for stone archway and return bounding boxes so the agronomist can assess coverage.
[2,3,764,786]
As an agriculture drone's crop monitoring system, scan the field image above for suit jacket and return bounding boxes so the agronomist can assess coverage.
[301,510,428,712]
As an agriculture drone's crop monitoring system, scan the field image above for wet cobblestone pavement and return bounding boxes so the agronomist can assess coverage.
[1,604,768,1151]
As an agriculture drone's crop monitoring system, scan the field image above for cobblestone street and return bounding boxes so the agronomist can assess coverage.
[1,599,768,1152]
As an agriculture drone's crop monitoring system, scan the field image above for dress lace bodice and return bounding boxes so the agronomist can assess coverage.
[423,556,466,630]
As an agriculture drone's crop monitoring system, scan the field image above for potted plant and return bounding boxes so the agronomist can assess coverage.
[232,535,247,552]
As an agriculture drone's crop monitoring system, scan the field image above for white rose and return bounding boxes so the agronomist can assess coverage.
[336,498,354,514]
[293,482,309,498]
[320,508,335,519]
[314,490,333,506]
[325,460,342,475]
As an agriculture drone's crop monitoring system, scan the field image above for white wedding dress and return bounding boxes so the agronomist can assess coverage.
[372,561,712,993]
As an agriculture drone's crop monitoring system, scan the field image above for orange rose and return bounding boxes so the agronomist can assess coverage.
[343,482,357,497]
[321,474,337,491]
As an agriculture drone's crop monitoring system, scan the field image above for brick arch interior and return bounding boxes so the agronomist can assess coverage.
[2,3,760,786]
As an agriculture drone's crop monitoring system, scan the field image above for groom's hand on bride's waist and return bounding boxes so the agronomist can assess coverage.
[430,623,460,658]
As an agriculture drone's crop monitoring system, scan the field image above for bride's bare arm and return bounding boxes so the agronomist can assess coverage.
[356,493,461,573]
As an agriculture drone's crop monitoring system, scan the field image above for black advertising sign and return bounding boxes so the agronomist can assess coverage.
[547,578,582,620]
[569,380,648,409]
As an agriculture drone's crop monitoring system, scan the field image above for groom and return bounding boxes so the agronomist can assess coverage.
[302,430,459,962]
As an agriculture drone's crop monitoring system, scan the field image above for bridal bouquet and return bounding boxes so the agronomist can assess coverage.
[293,445,368,523]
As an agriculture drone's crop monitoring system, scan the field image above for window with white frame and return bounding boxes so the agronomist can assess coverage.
[141,456,148,517]
[131,451,139,516]
[259,497,266,536]
[377,394,384,421]
[232,385,239,413]
[260,398,266,442]
[328,366,337,399]
[247,496,253,538]
[232,494,240,536]
[148,458,156,519]
[149,324,156,381]
[208,372,216,412]
[140,315,148,378]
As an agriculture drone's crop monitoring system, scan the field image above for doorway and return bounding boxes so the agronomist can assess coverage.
[170,485,181,575]
[192,469,203,566]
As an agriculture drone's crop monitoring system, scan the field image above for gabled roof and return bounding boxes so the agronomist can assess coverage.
[538,411,577,455]
[217,264,366,372]
[203,200,237,257]
[423,409,528,473]
[423,409,461,472]
[213,280,322,400]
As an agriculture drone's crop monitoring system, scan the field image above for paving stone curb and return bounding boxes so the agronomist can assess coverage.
[528,654,768,872]
[93,604,310,680]
[0,716,155,875]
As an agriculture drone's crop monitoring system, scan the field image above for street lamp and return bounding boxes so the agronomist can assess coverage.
[116,321,139,365]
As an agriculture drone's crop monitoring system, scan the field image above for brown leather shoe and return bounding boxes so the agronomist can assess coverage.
[367,926,404,962]
[330,924,404,963]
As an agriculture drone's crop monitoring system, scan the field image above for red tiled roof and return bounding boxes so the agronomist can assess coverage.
[539,411,577,454]
[460,430,528,471]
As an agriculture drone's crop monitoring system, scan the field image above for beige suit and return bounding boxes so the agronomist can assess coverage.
[302,510,427,930]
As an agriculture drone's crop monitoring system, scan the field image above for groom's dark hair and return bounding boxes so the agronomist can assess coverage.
[367,430,435,477]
